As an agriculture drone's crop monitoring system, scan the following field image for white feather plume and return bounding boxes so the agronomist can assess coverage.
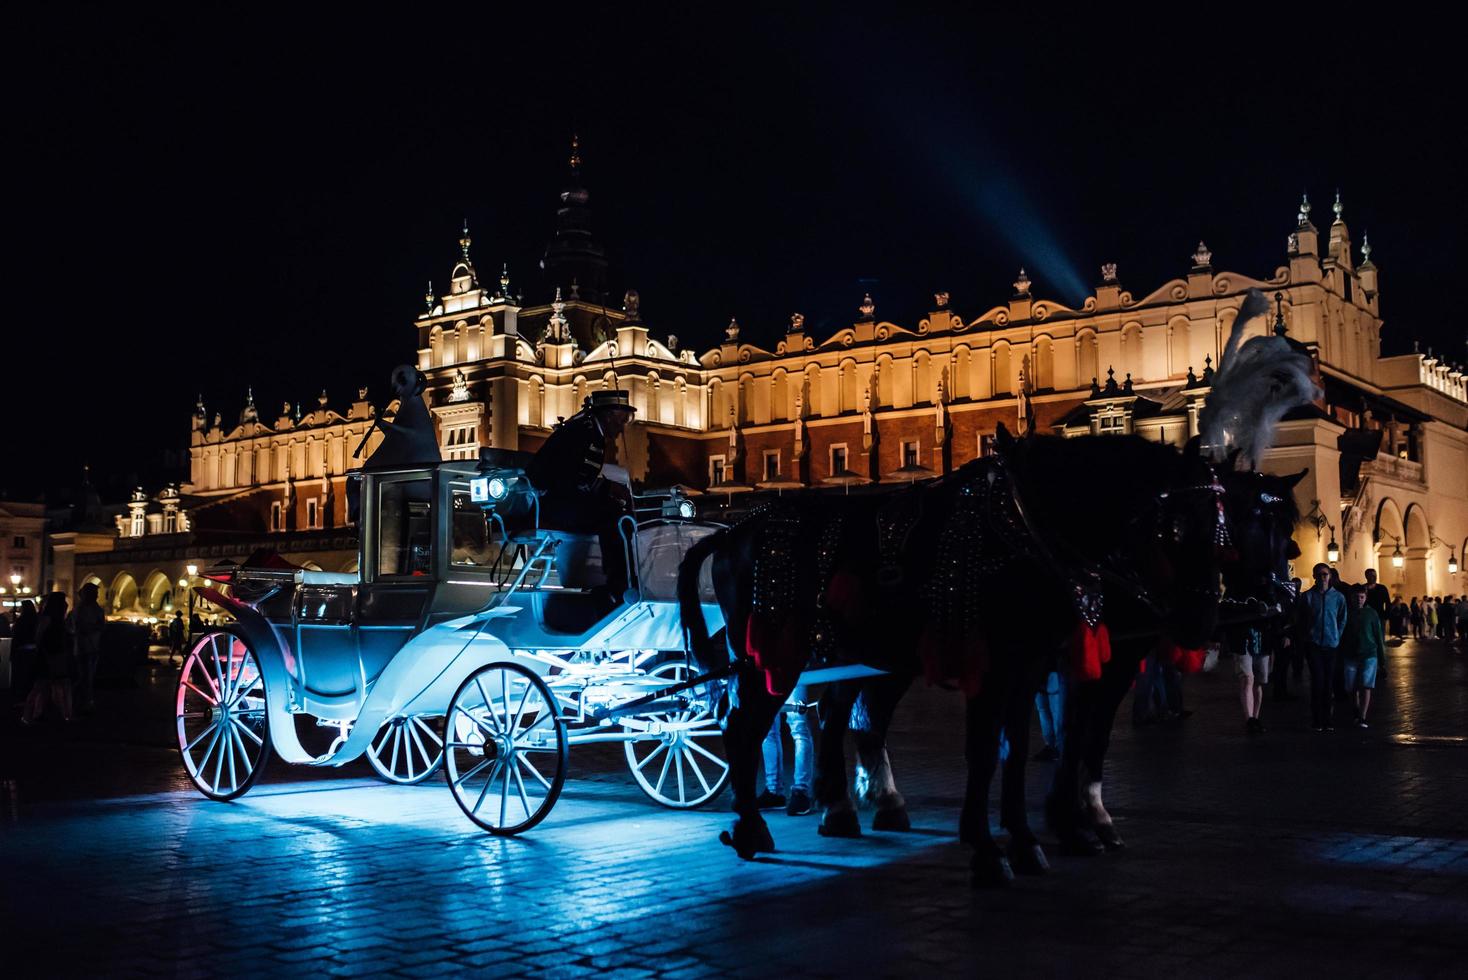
[1198,288,1320,468]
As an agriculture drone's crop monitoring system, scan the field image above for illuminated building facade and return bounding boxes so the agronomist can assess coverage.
[74,179,1468,615]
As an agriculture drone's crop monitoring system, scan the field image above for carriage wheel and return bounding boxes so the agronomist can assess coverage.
[175,631,270,801]
[623,660,730,809]
[445,662,567,835]
[367,715,445,785]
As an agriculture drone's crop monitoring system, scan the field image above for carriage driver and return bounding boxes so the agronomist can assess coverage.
[527,389,637,605]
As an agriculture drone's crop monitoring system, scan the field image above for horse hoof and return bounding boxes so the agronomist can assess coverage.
[1056,829,1105,857]
[720,818,774,860]
[971,854,1015,888]
[1008,842,1050,876]
[819,808,863,838]
[1095,824,1126,851]
[872,806,911,832]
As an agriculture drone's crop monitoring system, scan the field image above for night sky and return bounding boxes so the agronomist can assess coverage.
[9,8,1463,502]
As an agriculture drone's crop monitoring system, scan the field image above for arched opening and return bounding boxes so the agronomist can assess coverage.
[109,572,138,614]
[803,366,821,418]
[429,325,445,368]
[1077,331,1099,389]
[771,370,789,422]
[1121,323,1143,380]
[993,343,1013,396]
[1033,337,1054,391]
[1169,320,1190,378]
[913,352,933,406]
[951,347,971,400]
[528,378,545,428]
[740,373,758,425]
[1403,503,1431,597]
[142,570,173,616]
[300,560,324,572]
[1373,497,1406,592]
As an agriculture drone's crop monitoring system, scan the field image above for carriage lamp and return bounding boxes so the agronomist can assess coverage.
[661,491,696,519]
[1392,542,1405,568]
[488,477,508,500]
[1326,537,1340,564]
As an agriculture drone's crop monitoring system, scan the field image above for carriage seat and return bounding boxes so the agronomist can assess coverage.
[298,570,359,586]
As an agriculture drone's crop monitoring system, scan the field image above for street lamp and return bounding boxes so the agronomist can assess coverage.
[185,563,199,640]
[1304,500,1340,565]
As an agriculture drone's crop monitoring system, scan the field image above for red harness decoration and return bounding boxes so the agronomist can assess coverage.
[1069,620,1112,682]
[744,612,804,697]
[1158,639,1207,673]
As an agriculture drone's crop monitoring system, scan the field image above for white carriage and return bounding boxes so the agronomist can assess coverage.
[173,455,731,834]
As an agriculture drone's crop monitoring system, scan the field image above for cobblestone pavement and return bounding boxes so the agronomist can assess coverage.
[3,639,1466,978]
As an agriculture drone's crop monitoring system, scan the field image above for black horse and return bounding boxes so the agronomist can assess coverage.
[678,429,1226,885]
[1045,465,1305,853]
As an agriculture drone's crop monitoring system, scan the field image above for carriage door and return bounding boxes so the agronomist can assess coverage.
[357,471,435,672]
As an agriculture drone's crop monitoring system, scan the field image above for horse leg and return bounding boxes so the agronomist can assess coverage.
[999,674,1049,875]
[1080,649,1139,851]
[719,664,784,859]
[815,680,862,838]
[962,682,1013,887]
[852,673,914,832]
[1047,671,1105,857]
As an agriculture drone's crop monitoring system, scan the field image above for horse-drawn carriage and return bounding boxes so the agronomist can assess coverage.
[174,452,735,834]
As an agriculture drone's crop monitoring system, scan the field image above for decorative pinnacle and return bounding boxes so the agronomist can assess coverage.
[1101,262,1118,284]
[569,133,582,175]
[1361,233,1373,264]
[459,220,471,260]
[1333,190,1344,223]
[1298,192,1312,227]
[500,263,511,298]
[1192,241,1213,267]
[725,317,740,342]
[318,389,328,408]
[1013,268,1031,294]
[789,312,805,332]
[424,281,434,311]
[1274,291,1288,337]
[858,293,876,319]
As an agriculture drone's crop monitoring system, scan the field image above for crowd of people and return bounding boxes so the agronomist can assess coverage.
[1234,566,1466,735]
[1,583,106,723]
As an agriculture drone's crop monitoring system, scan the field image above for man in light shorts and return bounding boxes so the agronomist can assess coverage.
[1234,626,1271,735]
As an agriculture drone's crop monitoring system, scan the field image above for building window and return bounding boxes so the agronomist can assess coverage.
[11,536,24,549]
[164,512,177,534]
[763,451,781,481]
[270,501,283,533]
[979,433,996,457]
[902,441,920,468]
[830,444,848,475]
[306,498,319,530]
[130,513,145,537]
[1098,409,1126,436]
[709,455,727,487]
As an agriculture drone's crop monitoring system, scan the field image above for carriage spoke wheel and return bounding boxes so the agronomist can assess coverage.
[367,715,445,785]
[624,661,730,809]
[175,631,270,801]
[445,662,567,835]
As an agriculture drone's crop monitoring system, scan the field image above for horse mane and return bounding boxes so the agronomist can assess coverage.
[1003,433,1188,560]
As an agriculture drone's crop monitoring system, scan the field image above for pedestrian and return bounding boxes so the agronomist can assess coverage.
[1233,624,1271,734]
[1033,669,1065,761]
[69,582,106,713]
[1297,562,1347,732]
[1340,586,1385,728]
[1132,651,1170,726]
[1424,597,1437,639]
[1387,596,1408,639]
[168,610,185,663]
[759,683,818,815]
[1409,597,1423,639]
[10,599,39,703]
[1443,595,1459,644]
[1456,595,1468,647]
[1362,569,1390,621]
[22,592,74,724]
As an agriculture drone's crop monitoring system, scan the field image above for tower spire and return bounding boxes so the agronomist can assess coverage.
[460,219,472,260]
[569,133,582,176]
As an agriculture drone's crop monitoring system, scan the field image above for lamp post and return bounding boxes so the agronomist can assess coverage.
[1304,501,1340,565]
[185,563,199,640]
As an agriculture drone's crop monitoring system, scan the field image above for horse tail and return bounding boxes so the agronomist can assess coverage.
[679,526,728,671]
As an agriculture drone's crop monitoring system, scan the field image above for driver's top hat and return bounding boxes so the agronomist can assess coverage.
[585,389,635,412]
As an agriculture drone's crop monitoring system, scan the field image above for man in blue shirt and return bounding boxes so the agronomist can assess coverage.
[1296,562,1348,732]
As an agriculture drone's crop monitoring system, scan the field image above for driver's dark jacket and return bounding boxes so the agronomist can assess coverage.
[527,411,605,496]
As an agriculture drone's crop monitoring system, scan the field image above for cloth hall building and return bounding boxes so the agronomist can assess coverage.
[73,183,1468,619]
